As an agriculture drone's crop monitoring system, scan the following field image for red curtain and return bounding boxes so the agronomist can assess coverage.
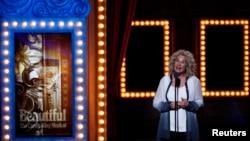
[107,0,137,140]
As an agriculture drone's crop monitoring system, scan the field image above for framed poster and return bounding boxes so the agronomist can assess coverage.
[0,0,90,140]
[15,33,72,137]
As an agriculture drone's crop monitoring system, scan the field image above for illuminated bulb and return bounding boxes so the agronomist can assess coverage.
[77,31,83,36]
[76,50,83,55]
[3,77,9,83]
[77,68,84,73]
[4,97,9,102]
[68,21,74,27]
[164,36,169,40]
[31,21,36,27]
[151,92,155,97]
[99,58,105,63]
[120,72,125,77]
[99,136,104,141]
[98,6,104,11]
[4,125,9,130]
[77,77,84,83]
[40,21,46,27]
[121,88,126,92]
[3,22,9,27]
[3,40,9,46]
[59,21,64,27]
[3,31,9,36]
[78,133,84,139]
[99,128,104,133]
[78,115,84,120]
[3,50,9,55]
[99,93,104,98]
[76,21,82,27]
[99,102,104,107]
[4,135,10,140]
[4,59,9,65]
[78,124,84,129]
[4,106,9,111]
[210,20,215,24]
[77,40,83,46]
[77,86,84,92]
[4,69,9,74]
[98,84,104,89]
[121,67,125,72]
[98,76,104,81]
[164,41,170,46]
[98,32,104,37]
[140,21,145,26]
[98,23,104,28]
[98,49,104,55]
[144,21,149,25]
[4,115,10,121]
[120,84,125,89]
[98,15,104,20]
[49,21,55,27]
[99,111,104,116]
[77,105,84,111]
[12,21,18,27]
[77,96,83,101]
[4,87,9,93]
[98,66,104,72]
[99,119,104,124]
[22,22,28,27]
[76,59,83,64]
[98,41,104,46]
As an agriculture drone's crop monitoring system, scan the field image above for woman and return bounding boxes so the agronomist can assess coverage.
[153,49,204,141]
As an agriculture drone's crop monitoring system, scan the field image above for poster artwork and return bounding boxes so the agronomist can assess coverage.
[15,33,72,137]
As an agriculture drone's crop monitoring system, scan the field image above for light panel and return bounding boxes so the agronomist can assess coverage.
[120,20,170,98]
[200,19,249,97]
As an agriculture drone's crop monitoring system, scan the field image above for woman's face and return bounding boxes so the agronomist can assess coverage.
[174,55,187,74]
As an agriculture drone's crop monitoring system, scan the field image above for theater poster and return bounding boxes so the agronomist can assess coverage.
[14,33,72,137]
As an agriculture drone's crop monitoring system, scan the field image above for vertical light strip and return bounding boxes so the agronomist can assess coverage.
[1,21,11,141]
[0,19,87,140]
[200,19,249,97]
[120,20,170,98]
[75,21,86,140]
[97,0,107,141]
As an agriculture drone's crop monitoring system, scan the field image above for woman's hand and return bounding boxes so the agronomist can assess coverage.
[178,98,189,108]
[170,98,189,109]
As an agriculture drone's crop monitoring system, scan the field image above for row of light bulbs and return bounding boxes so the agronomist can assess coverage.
[97,0,107,141]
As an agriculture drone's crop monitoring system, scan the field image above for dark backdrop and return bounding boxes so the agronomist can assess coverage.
[107,0,250,141]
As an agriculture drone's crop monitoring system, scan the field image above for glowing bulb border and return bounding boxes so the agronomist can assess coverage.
[200,19,249,97]
[120,20,170,98]
[0,19,87,140]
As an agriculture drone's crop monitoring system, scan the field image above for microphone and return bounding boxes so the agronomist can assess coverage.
[174,72,180,87]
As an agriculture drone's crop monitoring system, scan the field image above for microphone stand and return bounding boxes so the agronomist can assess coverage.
[174,73,180,133]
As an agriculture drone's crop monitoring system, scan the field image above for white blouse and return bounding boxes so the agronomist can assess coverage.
[167,86,187,132]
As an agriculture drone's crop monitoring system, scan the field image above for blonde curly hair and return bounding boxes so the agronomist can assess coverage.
[169,49,196,77]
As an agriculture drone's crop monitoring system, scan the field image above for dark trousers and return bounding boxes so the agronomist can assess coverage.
[161,132,189,141]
